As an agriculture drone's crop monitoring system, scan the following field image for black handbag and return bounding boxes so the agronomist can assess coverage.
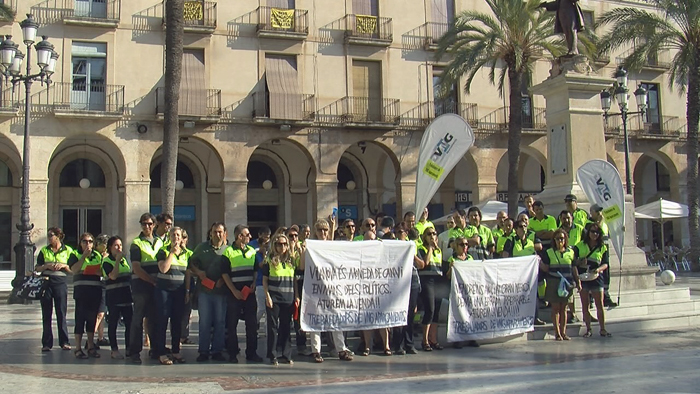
[17,274,50,300]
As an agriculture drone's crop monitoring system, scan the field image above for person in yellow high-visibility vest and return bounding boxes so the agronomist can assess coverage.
[69,232,104,359]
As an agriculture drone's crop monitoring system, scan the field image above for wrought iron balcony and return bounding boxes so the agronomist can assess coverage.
[62,0,121,26]
[155,87,221,121]
[251,92,315,122]
[615,48,671,71]
[52,82,125,117]
[422,22,449,50]
[401,101,478,128]
[479,106,546,133]
[318,96,400,127]
[344,14,392,46]
[0,86,18,115]
[256,6,308,40]
[163,1,217,34]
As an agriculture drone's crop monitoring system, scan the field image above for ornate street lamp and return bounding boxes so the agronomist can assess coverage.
[0,15,59,304]
[600,66,647,195]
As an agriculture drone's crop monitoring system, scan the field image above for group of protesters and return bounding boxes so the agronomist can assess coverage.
[34,193,612,366]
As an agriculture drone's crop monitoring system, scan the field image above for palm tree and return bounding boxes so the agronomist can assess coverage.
[0,3,15,21]
[161,0,185,217]
[435,0,567,217]
[596,0,700,271]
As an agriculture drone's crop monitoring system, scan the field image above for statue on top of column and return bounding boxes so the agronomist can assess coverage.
[539,0,585,57]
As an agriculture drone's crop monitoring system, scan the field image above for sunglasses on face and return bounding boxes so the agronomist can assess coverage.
[141,222,154,227]
[426,232,437,236]
[518,225,528,229]
[164,221,173,226]
[555,237,566,241]
[288,233,298,238]
[81,239,94,243]
[317,228,329,232]
[276,242,288,246]
[457,242,468,247]
[346,225,355,228]
[368,223,376,227]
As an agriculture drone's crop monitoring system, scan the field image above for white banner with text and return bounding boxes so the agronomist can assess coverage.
[301,240,414,332]
[448,256,538,342]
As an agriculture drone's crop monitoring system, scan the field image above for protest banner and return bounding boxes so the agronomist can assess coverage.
[576,159,626,265]
[415,114,475,216]
[448,256,538,342]
[300,240,414,332]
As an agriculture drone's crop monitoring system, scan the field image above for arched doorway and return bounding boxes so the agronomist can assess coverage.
[0,159,14,268]
[434,153,479,216]
[247,158,283,233]
[57,158,107,247]
[339,141,400,220]
[150,160,199,244]
[337,159,363,222]
[634,154,674,249]
[495,152,546,203]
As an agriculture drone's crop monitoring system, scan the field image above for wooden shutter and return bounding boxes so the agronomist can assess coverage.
[265,55,302,120]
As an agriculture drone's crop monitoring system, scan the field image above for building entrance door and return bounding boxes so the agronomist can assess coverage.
[61,208,103,248]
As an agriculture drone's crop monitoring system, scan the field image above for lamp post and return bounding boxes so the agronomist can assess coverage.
[600,66,648,195]
[0,15,59,304]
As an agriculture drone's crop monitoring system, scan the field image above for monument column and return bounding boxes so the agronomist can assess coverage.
[531,58,655,291]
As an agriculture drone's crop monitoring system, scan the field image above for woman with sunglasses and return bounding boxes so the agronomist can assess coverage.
[102,236,133,359]
[36,227,74,352]
[540,229,579,340]
[69,232,104,359]
[153,227,189,365]
[307,218,354,363]
[416,228,443,351]
[263,234,298,365]
[573,223,611,338]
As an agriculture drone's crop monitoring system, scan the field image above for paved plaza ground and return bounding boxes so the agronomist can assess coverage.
[0,273,697,393]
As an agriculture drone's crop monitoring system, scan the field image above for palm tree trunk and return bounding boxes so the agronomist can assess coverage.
[161,0,185,217]
[507,69,524,217]
[686,56,700,271]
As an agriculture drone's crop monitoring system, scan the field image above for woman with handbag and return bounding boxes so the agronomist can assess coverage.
[540,229,580,341]
[102,236,133,359]
[68,232,104,359]
[36,227,74,352]
[573,223,612,338]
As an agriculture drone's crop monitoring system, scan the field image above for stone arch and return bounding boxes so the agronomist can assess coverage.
[633,153,678,249]
[437,151,479,214]
[337,139,401,219]
[0,134,21,187]
[149,139,224,245]
[48,135,125,245]
[496,150,546,197]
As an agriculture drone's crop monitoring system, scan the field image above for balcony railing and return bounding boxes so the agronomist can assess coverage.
[479,106,546,131]
[52,82,125,114]
[401,101,478,128]
[319,96,399,125]
[155,87,221,118]
[63,0,121,24]
[0,0,16,20]
[0,86,18,113]
[422,22,449,49]
[615,48,671,70]
[257,6,308,38]
[604,114,683,139]
[163,1,217,32]
[251,92,315,121]
[345,14,392,45]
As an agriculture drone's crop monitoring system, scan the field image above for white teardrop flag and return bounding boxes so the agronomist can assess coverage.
[415,114,475,216]
[576,159,626,265]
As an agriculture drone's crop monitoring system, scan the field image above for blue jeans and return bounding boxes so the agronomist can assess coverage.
[197,292,226,355]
